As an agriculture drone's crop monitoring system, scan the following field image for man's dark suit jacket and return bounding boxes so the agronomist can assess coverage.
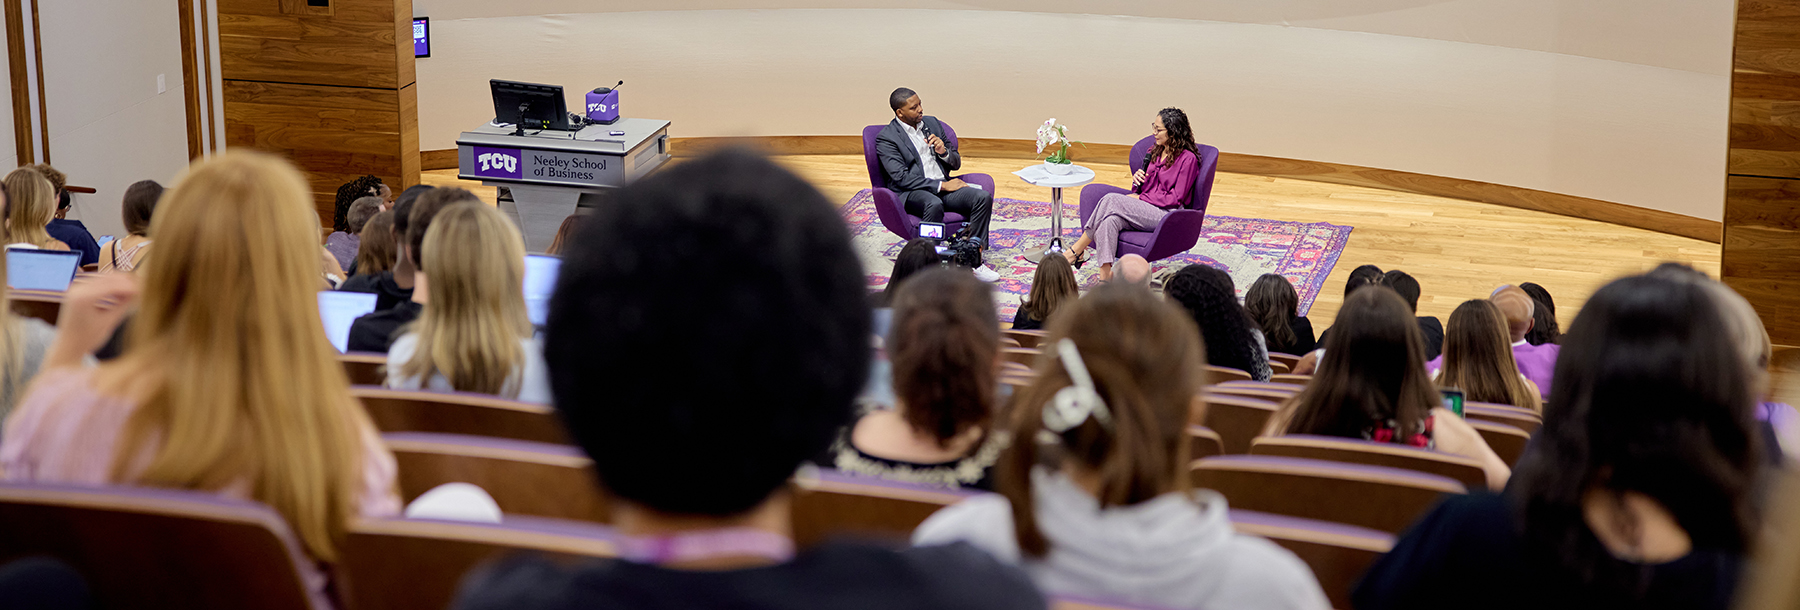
[875,116,961,193]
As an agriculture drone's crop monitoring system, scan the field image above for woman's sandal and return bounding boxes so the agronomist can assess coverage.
[1065,249,1091,268]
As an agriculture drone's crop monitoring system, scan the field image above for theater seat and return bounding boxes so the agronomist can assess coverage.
[1206,382,1300,403]
[1468,420,1531,466]
[1250,434,1490,490]
[1267,352,1303,369]
[1076,136,1218,263]
[1269,374,1312,386]
[0,483,315,610]
[1464,402,1542,435]
[354,386,568,444]
[1229,509,1393,610]
[383,432,611,523]
[1001,346,1043,367]
[860,122,996,241]
[339,515,616,610]
[1204,365,1252,384]
[1191,455,1465,533]
[1003,329,1047,348]
[1198,394,1281,454]
[1188,425,1224,460]
[9,290,61,325]
[790,468,977,548]
[339,352,387,386]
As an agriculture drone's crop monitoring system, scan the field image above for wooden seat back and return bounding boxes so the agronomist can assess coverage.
[1001,346,1042,367]
[340,352,387,386]
[1468,420,1531,466]
[1207,383,1300,403]
[384,432,611,523]
[0,483,314,610]
[1269,374,1313,386]
[1230,509,1393,610]
[1198,395,1281,454]
[1204,365,1252,384]
[1250,434,1490,490]
[9,290,62,325]
[790,469,975,548]
[1191,455,1465,533]
[1267,352,1303,369]
[1003,329,1048,348]
[340,516,615,610]
[1268,360,1291,375]
[1188,425,1224,460]
[355,386,568,445]
[1464,403,1542,435]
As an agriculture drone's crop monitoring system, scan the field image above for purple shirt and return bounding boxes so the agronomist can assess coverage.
[1138,149,1200,209]
[325,231,360,273]
[1427,341,1559,399]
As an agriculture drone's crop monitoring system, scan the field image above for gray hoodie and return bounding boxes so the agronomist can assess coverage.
[913,467,1329,610]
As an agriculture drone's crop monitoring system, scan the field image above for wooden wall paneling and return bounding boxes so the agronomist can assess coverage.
[398,83,419,189]
[27,0,42,162]
[223,80,404,224]
[1727,0,1800,347]
[178,0,204,160]
[218,0,400,89]
[3,0,29,164]
[201,0,216,153]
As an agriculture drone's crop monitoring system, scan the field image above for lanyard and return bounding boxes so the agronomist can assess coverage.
[616,528,796,565]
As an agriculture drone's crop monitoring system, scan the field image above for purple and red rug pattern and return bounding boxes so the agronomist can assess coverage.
[841,189,1352,321]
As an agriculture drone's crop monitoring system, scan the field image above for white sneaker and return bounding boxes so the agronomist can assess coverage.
[972,264,1001,283]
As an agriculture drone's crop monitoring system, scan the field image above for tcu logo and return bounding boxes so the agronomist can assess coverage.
[478,152,518,173]
[587,103,608,114]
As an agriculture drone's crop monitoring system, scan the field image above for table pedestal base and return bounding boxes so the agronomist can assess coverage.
[1023,187,1068,264]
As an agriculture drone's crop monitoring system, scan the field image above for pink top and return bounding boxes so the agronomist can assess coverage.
[1137,148,1201,209]
[1,368,402,609]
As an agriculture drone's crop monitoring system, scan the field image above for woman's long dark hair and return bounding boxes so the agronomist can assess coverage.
[1282,286,1439,443]
[1519,282,1561,346]
[1021,253,1078,323]
[1245,274,1299,353]
[878,239,941,306]
[1000,283,1205,557]
[1511,273,1761,597]
[1149,108,1197,166]
[1164,265,1262,376]
[888,268,998,447]
[333,175,383,233]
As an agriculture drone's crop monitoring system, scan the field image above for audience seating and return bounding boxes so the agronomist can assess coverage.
[1464,403,1542,435]
[1229,509,1394,610]
[1000,336,1023,349]
[339,516,616,610]
[1190,455,1465,533]
[1051,597,1175,610]
[1267,352,1303,369]
[1268,360,1291,375]
[1003,329,1047,348]
[339,352,387,386]
[1188,425,1224,460]
[1249,434,1489,490]
[0,483,314,610]
[790,468,976,548]
[9,290,61,325]
[1001,362,1035,378]
[354,386,568,445]
[860,122,996,241]
[1269,374,1313,386]
[1197,395,1281,454]
[383,432,611,523]
[1204,365,1252,384]
[1077,136,1219,262]
[1206,383,1300,403]
[1001,346,1043,367]
[1468,420,1531,466]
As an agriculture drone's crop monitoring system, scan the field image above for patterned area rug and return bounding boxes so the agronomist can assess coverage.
[841,189,1353,321]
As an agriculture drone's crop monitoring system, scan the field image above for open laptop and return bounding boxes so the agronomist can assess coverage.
[318,291,379,353]
[523,254,561,328]
[7,248,82,292]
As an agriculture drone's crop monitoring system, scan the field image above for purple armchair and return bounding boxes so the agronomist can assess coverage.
[861,123,997,241]
[1078,137,1219,262]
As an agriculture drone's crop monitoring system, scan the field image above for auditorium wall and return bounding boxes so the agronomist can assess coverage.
[411,0,1735,223]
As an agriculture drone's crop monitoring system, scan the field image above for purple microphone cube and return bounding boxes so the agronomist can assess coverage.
[585,88,620,124]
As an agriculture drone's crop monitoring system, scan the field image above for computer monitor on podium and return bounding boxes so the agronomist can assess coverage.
[491,79,572,134]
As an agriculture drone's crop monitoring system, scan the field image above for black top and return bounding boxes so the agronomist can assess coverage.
[46,219,99,266]
[818,411,1009,491]
[338,271,415,312]
[1266,316,1316,356]
[1353,493,1743,610]
[1010,308,1043,331]
[346,301,421,353]
[1415,316,1444,361]
[452,540,1046,610]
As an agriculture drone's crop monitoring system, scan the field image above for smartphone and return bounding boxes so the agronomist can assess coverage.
[96,235,115,248]
[1440,387,1465,417]
[918,222,946,240]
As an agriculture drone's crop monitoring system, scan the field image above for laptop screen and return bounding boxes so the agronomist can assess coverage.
[523,254,561,327]
[8,248,82,292]
[318,291,379,353]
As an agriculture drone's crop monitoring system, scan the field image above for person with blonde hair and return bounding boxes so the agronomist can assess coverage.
[1,168,70,251]
[385,200,549,404]
[1435,299,1542,412]
[0,151,401,608]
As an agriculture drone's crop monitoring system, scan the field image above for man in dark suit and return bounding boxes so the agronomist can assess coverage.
[875,88,998,282]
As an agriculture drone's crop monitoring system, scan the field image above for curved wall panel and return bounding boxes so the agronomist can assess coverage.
[411,2,1735,221]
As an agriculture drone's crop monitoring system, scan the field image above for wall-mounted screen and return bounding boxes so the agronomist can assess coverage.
[413,17,430,58]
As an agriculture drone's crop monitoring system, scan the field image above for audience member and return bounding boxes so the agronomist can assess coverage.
[386,201,549,404]
[1,168,70,251]
[340,184,431,311]
[97,180,161,273]
[1490,285,1558,398]
[545,213,585,255]
[1353,272,1763,610]
[1434,299,1542,412]
[826,268,1009,489]
[452,149,1043,610]
[1267,286,1509,489]
[0,249,55,422]
[1063,108,1201,283]
[1518,282,1561,346]
[914,282,1329,610]
[343,185,443,353]
[1012,254,1077,330]
[1650,263,1799,462]
[1165,264,1272,381]
[350,210,396,278]
[333,175,383,235]
[29,164,99,266]
[1378,270,1443,360]
[1310,264,1385,351]
[875,87,999,282]
[328,196,381,273]
[873,238,941,308]
[1115,253,1151,285]
[0,151,400,609]
[1245,273,1316,355]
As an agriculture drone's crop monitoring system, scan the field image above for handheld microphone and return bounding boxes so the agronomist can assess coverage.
[1134,149,1154,193]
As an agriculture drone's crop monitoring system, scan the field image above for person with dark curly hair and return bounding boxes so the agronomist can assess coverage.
[1164,264,1271,381]
[1063,108,1200,282]
[332,175,384,233]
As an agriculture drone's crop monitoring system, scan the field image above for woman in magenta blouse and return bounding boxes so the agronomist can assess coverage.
[1063,108,1200,281]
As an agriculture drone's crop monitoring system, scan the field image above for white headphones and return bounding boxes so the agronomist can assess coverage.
[1042,338,1113,433]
